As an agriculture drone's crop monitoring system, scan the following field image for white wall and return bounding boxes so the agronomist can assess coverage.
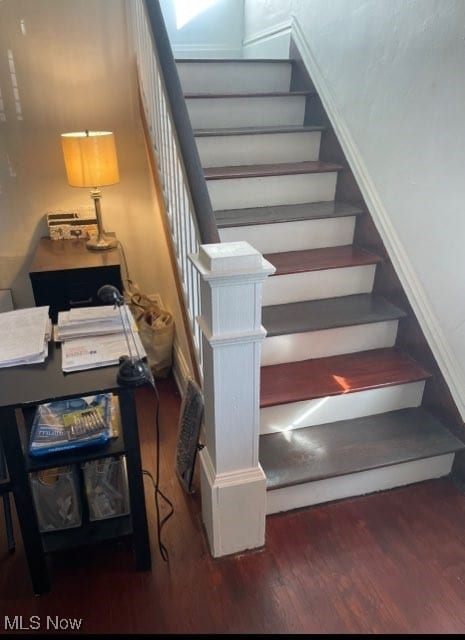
[0,0,194,378]
[243,0,465,417]
[242,0,291,58]
[159,0,244,58]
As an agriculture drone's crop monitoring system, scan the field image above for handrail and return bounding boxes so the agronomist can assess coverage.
[143,0,220,245]
[128,0,223,381]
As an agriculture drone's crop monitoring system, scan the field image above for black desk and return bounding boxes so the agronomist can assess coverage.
[29,237,123,323]
[0,342,151,594]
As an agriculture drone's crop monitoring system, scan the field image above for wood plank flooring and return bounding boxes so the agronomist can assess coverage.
[2,376,465,634]
[265,245,382,276]
[215,200,364,228]
[260,347,431,408]
[204,160,343,180]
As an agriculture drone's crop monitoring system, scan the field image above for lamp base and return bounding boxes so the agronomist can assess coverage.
[117,356,152,386]
[86,235,117,251]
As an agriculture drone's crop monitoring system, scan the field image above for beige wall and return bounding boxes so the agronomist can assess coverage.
[0,0,194,378]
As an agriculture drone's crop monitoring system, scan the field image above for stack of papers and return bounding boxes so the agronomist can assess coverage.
[0,306,51,368]
[56,304,147,373]
[54,305,135,341]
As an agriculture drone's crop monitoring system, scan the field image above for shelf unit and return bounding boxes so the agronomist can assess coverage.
[0,342,151,595]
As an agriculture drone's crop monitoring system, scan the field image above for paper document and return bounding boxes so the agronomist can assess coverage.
[0,306,50,367]
[61,331,147,372]
[67,306,121,322]
[55,305,136,341]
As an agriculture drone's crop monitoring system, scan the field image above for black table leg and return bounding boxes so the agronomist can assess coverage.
[118,389,151,571]
[0,408,50,595]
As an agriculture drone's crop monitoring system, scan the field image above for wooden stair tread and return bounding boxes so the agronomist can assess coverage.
[259,407,465,489]
[263,294,407,337]
[176,58,294,63]
[204,161,343,181]
[260,347,431,408]
[185,90,313,99]
[215,201,363,228]
[194,124,325,137]
[265,245,382,276]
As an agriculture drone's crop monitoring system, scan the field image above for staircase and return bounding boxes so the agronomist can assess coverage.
[176,57,465,516]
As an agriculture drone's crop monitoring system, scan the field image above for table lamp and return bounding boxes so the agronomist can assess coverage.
[61,130,119,250]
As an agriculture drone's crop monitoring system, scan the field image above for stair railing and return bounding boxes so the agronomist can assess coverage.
[127,0,275,557]
[127,0,220,382]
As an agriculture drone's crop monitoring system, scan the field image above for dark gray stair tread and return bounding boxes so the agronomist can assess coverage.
[215,201,363,228]
[263,294,407,338]
[185,90,313,99]
[176,58,293,63]
[194,125,325,137]
[259,408,465,490]
[205,161,342,181]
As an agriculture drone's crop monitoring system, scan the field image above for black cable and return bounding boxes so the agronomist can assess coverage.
[107,252,173,558]
[142,378,174,562]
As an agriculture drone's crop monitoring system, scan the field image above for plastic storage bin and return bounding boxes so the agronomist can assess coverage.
[30,465,82,533]
[82,456,130,521]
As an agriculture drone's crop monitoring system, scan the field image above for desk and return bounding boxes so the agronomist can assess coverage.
[0,342,151,594]
[29,237,122,323]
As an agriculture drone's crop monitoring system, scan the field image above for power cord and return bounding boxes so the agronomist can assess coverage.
[103,257,175,560]
[142,377,174,562]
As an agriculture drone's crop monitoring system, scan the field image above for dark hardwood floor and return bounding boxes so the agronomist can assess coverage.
[2,376,465,634]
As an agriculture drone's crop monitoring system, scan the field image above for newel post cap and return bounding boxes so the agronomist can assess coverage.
[190,241,275,280]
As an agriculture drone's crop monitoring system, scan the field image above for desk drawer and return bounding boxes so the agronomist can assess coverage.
[30,265,122,322]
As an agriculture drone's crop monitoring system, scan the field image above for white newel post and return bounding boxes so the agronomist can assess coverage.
[189,241,275,557]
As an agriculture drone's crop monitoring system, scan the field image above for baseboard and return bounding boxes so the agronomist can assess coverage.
[242,20,292,59]
[290,15,465,421]
[172,336,191,397]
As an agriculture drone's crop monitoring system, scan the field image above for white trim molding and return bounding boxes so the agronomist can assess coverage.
[171,44,243,59]
[242,20,292,59]
[290,15,465,420]
[190,241,274,557]
[172,336,191,397]
[200,447,267,557]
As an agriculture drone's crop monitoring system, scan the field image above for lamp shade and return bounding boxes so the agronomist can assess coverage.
[61,131,119,188]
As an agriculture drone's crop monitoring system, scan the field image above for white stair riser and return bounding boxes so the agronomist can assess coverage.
[262,264,377,306]
[177,61,292,94]
[265,453,454,515]
[208,172,337,210]
[261,320,399,366]
[197,131,321,167]
[186,96,306,129]
[260,381,425,435]
[219,217,355,253]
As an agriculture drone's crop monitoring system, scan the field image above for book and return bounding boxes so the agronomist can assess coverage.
[29,394,114,456]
